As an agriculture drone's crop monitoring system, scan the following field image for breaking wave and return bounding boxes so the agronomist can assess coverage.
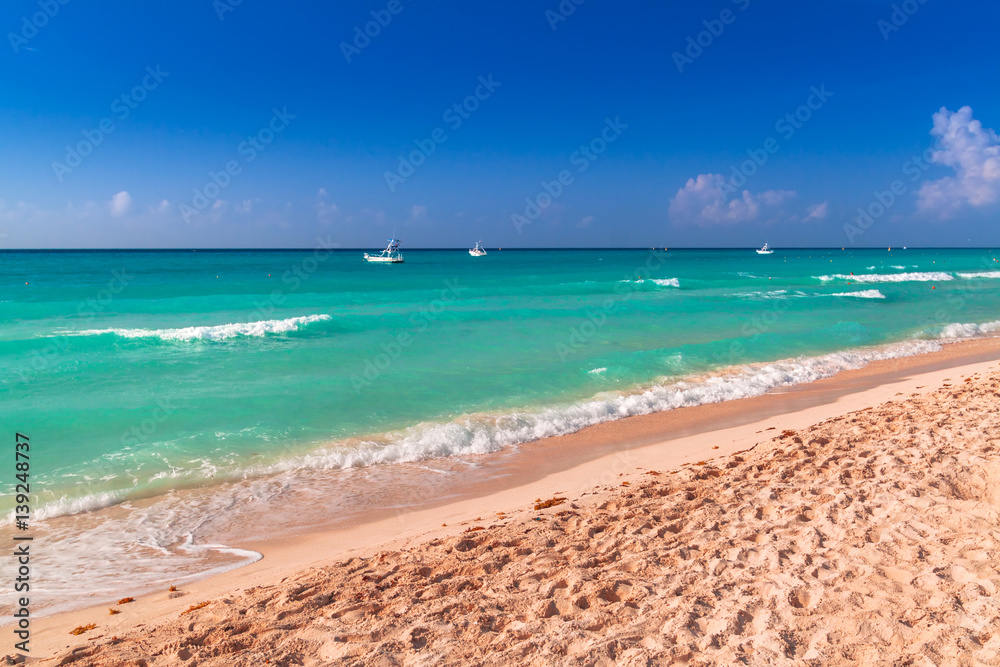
[957,271,1000,279]
[818,272,953,283]
[831,290,886,299]
[72,315,332,342]
[937,320,1000,339]
[620,278,680,288]
[646,278,680,287]
[253,340,943,473]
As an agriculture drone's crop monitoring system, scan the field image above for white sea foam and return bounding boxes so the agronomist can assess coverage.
[244,339,942,475]
[734,290,811,300]
[648,278,680,287]
[4,490,129,524]
[830,290,886,299]
[957,271,1000,279]
[3,486,268,620]
[818,272,953,283]
[758,290,798,299]
[937,320,1000,339]
[588,367,607,374]
[621,278,680,287]
[177,535,263,570]
[75,315,331,341]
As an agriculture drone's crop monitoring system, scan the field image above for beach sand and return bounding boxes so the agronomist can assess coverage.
[24,340,1000,665]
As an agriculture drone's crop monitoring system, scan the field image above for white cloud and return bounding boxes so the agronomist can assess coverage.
[202,199,227,223]
[757,190,796,207]
[316,200,338,225]
[148,199,170,215]
[109,191,132,217]
[0,200,40,223]
[410,204,427,221]
[805,202,828,221]
[668,173,795,226]
[236,199,254,214]
[917,106,1000,217]
[318,187,328,198]
[578,215,595,228]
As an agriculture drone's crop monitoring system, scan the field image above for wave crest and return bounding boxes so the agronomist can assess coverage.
[256,340,941,474]
[831,290,886,299]
[75,315,331,341]
[818,272,953,283]
[937,320,1000,339]
[647,278,680,287]
[958,271,1000,279]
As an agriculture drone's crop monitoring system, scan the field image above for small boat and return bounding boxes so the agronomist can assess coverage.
[756,242,774,255]
[469,241,487,257]
[364,239,404,263]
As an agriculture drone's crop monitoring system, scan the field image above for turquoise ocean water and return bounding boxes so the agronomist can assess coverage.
[2,247,1000,611]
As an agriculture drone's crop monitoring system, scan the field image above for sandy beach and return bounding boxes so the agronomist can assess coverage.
[24,338,1000,665]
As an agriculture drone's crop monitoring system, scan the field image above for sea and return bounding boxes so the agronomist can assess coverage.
[2,247,999,614]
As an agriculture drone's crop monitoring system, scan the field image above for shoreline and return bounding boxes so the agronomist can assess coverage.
[18,333,999,535]
[26,333,1000,659]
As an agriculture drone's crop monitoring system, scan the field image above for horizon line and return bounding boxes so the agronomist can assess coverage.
[0,246,994,252]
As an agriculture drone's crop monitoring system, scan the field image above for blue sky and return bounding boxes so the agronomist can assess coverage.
[1,0,999,248]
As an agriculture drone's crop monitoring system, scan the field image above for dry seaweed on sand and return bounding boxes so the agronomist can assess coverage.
[70,624,97,635]
[533,497,567,510]
[181,601,211,615]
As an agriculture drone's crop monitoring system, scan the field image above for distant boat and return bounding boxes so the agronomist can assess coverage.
[756,242,773,255]
[364,239,404,263]
[469,241,487,257]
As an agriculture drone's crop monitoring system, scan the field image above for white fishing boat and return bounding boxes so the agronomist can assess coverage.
[756,242,773,255]
[469,241,487,257]
[363,238,404,263]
